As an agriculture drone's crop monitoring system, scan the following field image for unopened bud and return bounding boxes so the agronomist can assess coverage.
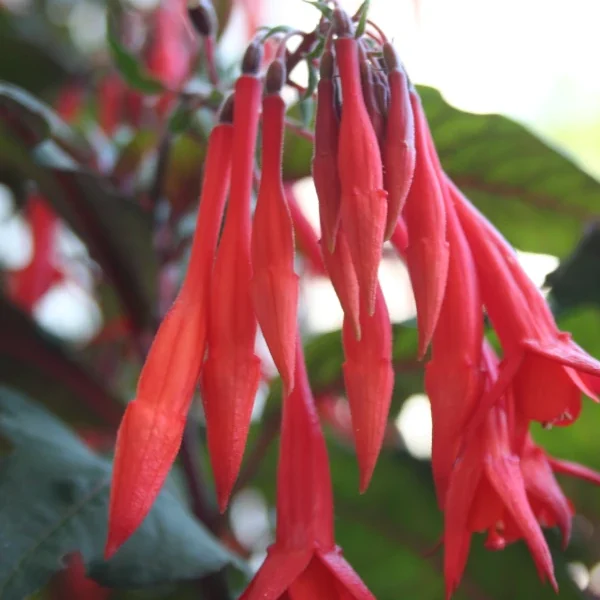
[265,60,286,94]
[333,8,354,37]
[241,41,264,75]
[382,42,399,72]
[320,50,334,80]
[218,94,234,123]
[187,0,217,38]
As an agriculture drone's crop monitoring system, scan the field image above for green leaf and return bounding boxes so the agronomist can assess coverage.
[0,388,246,599]
[282,101,314,181]
[418,85,600,257]
[354,0,371,39]
[546,224,600,313]
[106,2,164,95]
[0,12,72,95]
[0,82,93,160]
[0,296,122,428]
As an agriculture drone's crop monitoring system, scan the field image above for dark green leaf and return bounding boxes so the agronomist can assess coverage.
[0,296,122,428]
[419,85,600,256]
[546,224,600,313]
[0,82,93,161]
[0,12,72,94]
[106,2,164,95]
[0,388,246,599]
[354,0,371,39]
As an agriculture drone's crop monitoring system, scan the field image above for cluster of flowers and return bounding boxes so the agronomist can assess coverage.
[103,3,600,598]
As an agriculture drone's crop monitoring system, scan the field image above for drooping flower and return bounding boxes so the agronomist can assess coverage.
[335,13,388,316]
[105,101,234,558]
[146,0,194,117]
[251,59,299,396]
[402,89,449,357]
[425,178,483,506]
[240,339,375,600]
[449,180,600,431]
[444,345,557,599]
[201,43,264,511]
[382,42,416,241]
[342,285,393,491]
[312,49,342,254]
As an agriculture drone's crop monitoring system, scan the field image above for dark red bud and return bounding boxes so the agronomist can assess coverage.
[382,42,399,72]
[265,60,286,94]
[218,93,235,123]
[187,0,217,38]
[242,41,264,75]
[333,8,354,37]
[320,50,335,80]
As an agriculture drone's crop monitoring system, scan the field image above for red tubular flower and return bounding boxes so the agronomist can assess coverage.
[382,43,416,241]
[335,28,388,316]
[202,46,263,511]
[51,553,110,600]
[444,345,557,599]
[147,0,193,118]
[449,181,600,430]
[6,195,63,313]
[105,110,234,558]
[342,285,394,491]
[402,90,449,357]
[251,61,299,396]
[240,339,375,600]
[312,50,342,254]
[425,179,483,506]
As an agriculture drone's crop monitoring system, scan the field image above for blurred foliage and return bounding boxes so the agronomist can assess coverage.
[0,1,599,600]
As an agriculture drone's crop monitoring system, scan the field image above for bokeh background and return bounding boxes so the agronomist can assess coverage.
[1,0,599,598]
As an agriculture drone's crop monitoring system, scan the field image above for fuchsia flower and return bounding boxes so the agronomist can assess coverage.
[335,15,388,317]
[402,90,449,357]
[312,49,342,254]
[382,42,416,241]
[201,44,264,511]
[251,60,299,396]
[449,180,600,431]
[342,286,393,491]
[425,182,483,505]
[240,339,375,600]
[105,103,234,558]
[444,345,557,598]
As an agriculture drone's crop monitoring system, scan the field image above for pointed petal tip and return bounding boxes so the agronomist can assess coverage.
[103,540,119,561]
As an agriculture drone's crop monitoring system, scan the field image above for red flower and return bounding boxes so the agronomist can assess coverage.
[6,195,64,313]
[342,285,393,490]
[312,49,342,254]
[444,345,556,599]
[146,0,194,118]
[251,62,299,396]
[240,339,375,600]
[425,177,483,506]
[202,47,263,511]
[402,90,449,357]
[335,32,388,316]
[382,43,416,240]
[105,110,234,558]
[449,181,600,430]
